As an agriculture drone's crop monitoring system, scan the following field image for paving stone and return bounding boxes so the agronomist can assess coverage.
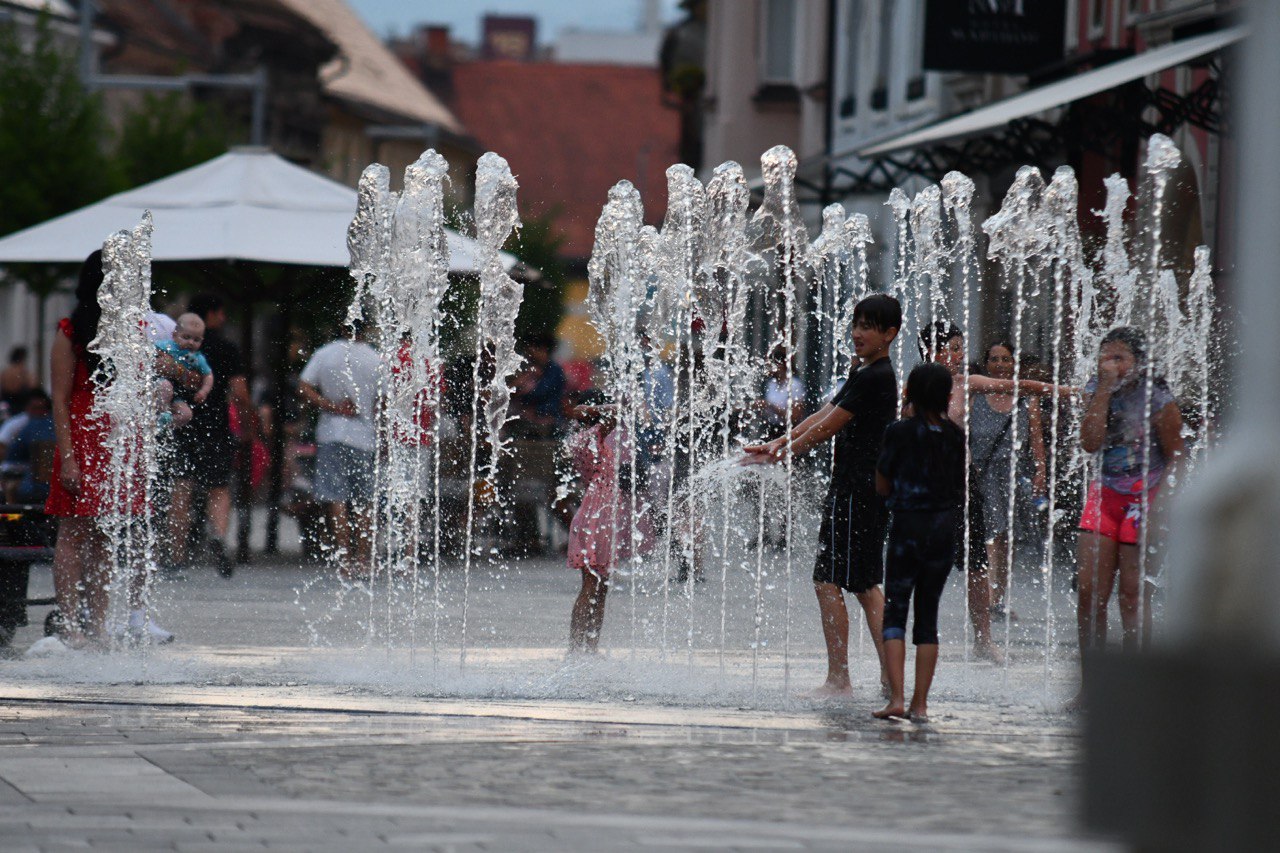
[0,557,1115,852]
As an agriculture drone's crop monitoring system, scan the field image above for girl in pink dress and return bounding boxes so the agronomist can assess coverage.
[566,407,654,653]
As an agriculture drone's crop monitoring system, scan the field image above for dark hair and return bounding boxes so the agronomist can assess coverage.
[918,320,961,359]
[1101,326,1147,363]
[905,362,953,420]
[984,339,1015,362]
[851,293,902,333]
[187,293,224,320]
[69,251,104,367]
[21,388,51,410]
[8,346,27,364]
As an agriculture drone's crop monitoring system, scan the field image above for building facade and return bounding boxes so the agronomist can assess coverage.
[694,0,1235,373]
[698,0,827,187]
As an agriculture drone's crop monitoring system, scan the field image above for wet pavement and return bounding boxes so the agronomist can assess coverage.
[0,696,1112,852]
[0,557,1118,851]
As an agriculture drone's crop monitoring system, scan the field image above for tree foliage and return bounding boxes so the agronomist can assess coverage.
[506,211,571,342]
[0,14,238,297]
[0,14,119,291]
[116,92,234,187]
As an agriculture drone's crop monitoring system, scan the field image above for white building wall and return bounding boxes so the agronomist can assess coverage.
[0,279,75,389]
[700,0,827,184]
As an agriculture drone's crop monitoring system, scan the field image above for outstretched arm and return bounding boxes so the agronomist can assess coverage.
[743,403,853,464]
[966,374,1072,397]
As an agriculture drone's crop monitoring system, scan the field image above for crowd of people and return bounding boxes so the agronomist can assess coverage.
[0,252,258,647]
[4,250,1185,713]
[564,293,1184,718]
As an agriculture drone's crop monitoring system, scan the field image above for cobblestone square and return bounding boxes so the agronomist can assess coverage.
[0,558,1115,851]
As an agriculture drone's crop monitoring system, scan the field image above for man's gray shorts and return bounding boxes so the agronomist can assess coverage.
[313,443,374,505]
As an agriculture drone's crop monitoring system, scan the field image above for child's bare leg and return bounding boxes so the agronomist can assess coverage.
[171,401,192,428]
[812,582,851,694]
[350,503,373,574]
[1115,544,1142,653]
[586,573,609,651]
[854,586,888,689]
[908,643,940,721]
[329,502,352,575]
[570,569,608,652]
[967,565,1002,662]
[1076,532,1118,653]
[872,638,907,718]
[987,537,1009,609]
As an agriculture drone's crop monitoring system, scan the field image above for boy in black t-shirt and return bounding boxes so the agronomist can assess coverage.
[745,294,901,698]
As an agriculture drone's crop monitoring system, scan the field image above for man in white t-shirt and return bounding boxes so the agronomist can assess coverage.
[298,323,380,580]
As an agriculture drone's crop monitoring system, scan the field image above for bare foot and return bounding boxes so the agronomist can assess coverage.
[800,682,853,700]
[974,641,1005,665]
[62,631,91,650]
[65,632,109,653]
[907,704,929,723]
[872,703,907,720]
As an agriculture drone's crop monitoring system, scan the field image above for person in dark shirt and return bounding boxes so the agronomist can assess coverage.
[3,389,54,503]
[744,294,901,698]
[873,362,965,722]
[167,293,259,576]
[513,334,567,435]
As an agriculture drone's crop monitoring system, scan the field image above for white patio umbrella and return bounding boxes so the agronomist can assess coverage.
[0,146,519,272]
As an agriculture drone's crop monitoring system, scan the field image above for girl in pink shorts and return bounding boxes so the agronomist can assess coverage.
[1077,327,1184,655]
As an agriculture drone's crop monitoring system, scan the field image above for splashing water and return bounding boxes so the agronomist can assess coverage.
[58,134,1220,717]
[91,212,162,648]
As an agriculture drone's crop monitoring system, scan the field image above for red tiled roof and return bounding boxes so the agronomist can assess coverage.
[96,0,330,76]
[450,62,681,261]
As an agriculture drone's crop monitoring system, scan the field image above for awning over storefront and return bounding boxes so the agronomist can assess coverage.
[859,26,1244,158]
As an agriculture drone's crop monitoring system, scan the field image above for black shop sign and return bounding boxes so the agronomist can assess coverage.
[924,0,1066,73]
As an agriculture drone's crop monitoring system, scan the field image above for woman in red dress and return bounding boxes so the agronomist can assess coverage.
[45,252,115,646]
[45,251,193,647]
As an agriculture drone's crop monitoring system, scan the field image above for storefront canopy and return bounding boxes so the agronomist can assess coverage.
[859,26,1245,158]
[0,147,519,273]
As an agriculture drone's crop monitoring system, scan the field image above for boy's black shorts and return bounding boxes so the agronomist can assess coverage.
[813,489,887,594]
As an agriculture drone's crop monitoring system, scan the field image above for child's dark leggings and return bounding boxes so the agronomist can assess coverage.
[883,509,958,645]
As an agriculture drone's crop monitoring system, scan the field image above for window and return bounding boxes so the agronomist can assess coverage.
[903,0,925,102]
[839,0,862,118]
[1089,0,1105,34]
[761,0,798,83]
[873,0,895,111]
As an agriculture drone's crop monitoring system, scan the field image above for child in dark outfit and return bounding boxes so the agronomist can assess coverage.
[744,294,901,698]
[873,362,966,722]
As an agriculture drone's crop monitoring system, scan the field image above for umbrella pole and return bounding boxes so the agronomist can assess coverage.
[236,291,255,562]
[264,277,294,556]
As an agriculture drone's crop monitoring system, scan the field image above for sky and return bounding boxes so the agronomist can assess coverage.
[347,0,683,44]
